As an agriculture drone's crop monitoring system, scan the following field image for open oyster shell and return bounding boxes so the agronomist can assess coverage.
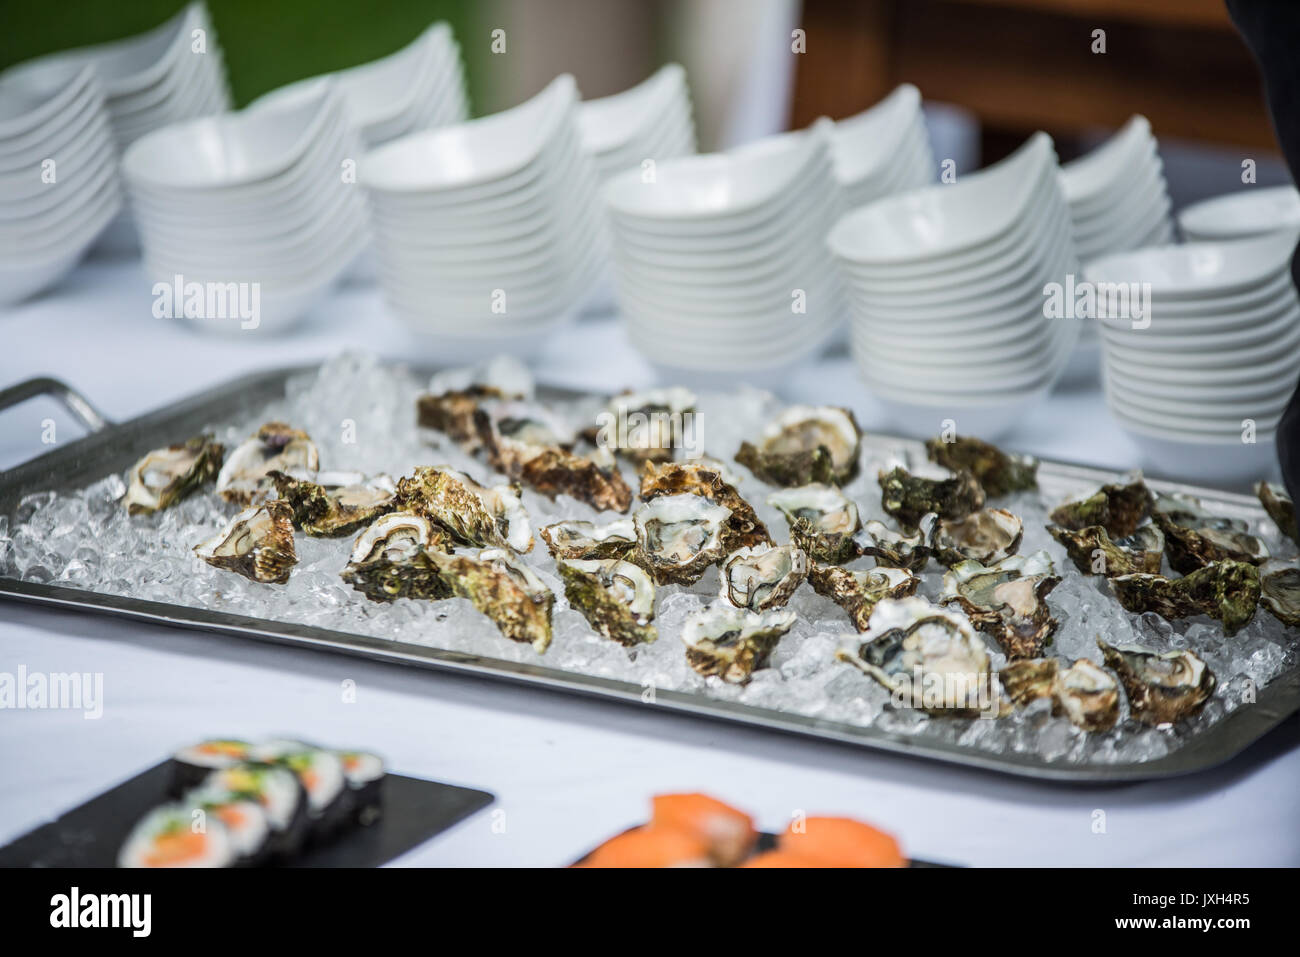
[768,484,861,564]
[1152,505,1268,575]
[340,511,453,602]
[932,508,1023,568]
[1047,523,1163,577]
[1000,658,1120,732]
[735,405,862,487]
[878,466,984,527]
[718,544,808,611]
[1257,561,1300,627]
[216,422,319,505]
[680,604,796,684]
[1050,477,1152,539]
[939,551,1060,660]
[194,500,297,585]
[1256,482,1298,544]
[1098,640,1216,726]
[559,558,657,647]
[808,563,919,631]
[1108,561,1261,636]
[925,436,1037,497]
[416,384,517,454]
[834,596,1004,716]
[394,466,533,553]
[595,387,697,464]
[852,515,937,572]
[539,518,637,561]
[269,469,396,537]
[640,460,772,551]
[428,548,555,653]
[125,434,225,515]
[632,493,732,585]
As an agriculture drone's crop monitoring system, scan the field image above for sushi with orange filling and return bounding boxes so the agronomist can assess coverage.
[171,738,253,793]
[118,804,236,868]
[651,793,757,866]
[778,816,904,867]
[576,826,713,868]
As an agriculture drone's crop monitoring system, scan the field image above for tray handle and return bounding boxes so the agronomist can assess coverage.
[0,377,112,434]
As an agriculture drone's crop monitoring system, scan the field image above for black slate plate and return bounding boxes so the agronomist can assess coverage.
[0,761,493,868]
[572,828,955,867]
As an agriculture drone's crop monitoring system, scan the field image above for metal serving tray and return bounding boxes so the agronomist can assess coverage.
[2,366,1298,783]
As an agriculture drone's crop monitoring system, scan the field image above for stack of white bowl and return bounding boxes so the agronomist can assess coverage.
[122,88,368,334]
[0,68,122,304]
[1057,115,1173,382]
[831,83,935,210]
[1178,185,1300,242]
[829,132,1079,439]
[603,120,847,380]
[360,75,604,357]
[248,22,468,148]
[1089,230,1300,484]
[578,64,696,182]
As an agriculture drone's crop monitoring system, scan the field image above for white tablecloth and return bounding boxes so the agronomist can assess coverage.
[1,259,1298,866]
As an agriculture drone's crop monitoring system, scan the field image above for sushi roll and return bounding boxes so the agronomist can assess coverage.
[186,787,273,866]
[778,817,904,867]
[205,763,309,860]
[650,793,757,866]
[336,750,385,825]
[118,803,235,868]
[250,740,352,840]
[170,739,253,794]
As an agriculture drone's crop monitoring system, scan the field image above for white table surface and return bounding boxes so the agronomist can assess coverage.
[1,257,1297,866]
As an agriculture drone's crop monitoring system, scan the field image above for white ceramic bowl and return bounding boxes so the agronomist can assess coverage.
[1085,230,1300,297]
[1178,185,1300,242]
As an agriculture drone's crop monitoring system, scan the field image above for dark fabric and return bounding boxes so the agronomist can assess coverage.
[1225,0,1300,499]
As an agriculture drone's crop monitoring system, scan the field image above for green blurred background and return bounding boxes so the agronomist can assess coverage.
[0,0,494,111]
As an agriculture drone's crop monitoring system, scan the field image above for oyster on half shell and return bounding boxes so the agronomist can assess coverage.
[1050,477,1152,538]
[932,508,1023,568]
[395,466,533,553]
[428,548,555,653]
[1108,561,1260,636]
[878,466,985,527]
[1047,523,1163,577]
[124,434,225,515]
[808,563,919,631]
[632,493,732,585]
[269,469,396,537]
[735,405,863,487]
[768,484,861,565]
[416,384,518,454]
[1256,482,1298,544]
[340,511,453,602]
[680,604,797,684]
[1257,561,1300,628]
[1152,507,1268,575]
[925,435,1038,497]
[539,518,637,561]
[596,387,697,464]
[559,558,657,647]
[999,657,1120,732]
[939,551,1061,660]
[216,422,319,505]
[718,544,808,611]
[852,516,937,572]
[834,597,1003,716]
[194,500,297,585]
[640,460,772,551]
[1098,640,1216,726]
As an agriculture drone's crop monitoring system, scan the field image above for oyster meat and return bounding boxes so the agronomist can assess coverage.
[193,500,297,585]
[269,469,396,537]
[1000,658,1120,732]
[1152,505,1268,575]
[539,518,637,561]
[1258,562,1300,627]
[932,508,1023,568]
[924,435,1038,497]
[340,511,452,602]
[124,434,225,515]
[559,558,657,647]
[595,387,697,464]
[808,563,919,631]
[1050,477,1152,538]
[428,548,555,653]
[939,551,1061,659]
[1098,640,1216,726]
[1047,523,1163,577]
[632,493,732,585]
[1109,561,1261,636]
[394,466,533,553]
[835,596,1002,716]
[768,484,861,564]
[878,466,984,527]
[735,405,863,487]
[640,460,772,551]
[718,544,809,611]
[1256,482,1298,544]
[852,516,937,572]
[680,604,796,684]
[216,422,319,505]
